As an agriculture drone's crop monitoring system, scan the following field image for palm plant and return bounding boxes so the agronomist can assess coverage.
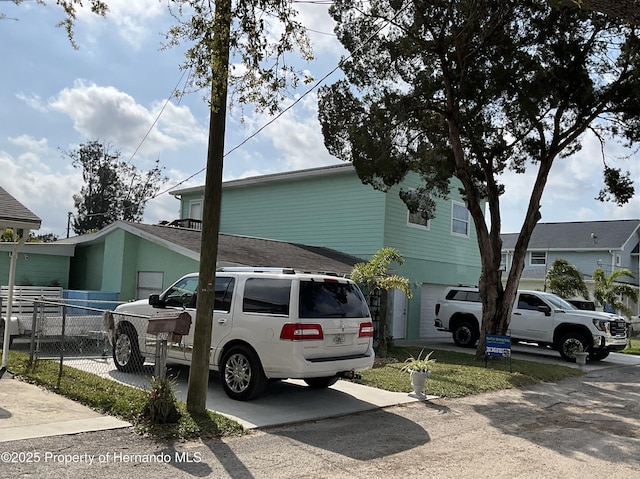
[351,247,413,355]
[592,268,638,320]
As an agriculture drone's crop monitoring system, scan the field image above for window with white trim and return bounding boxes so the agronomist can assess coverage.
[500,253,508,271]
[451,201,469,237]
[405,189,430,230]
[530,251,547,266]
[407,209,430,229]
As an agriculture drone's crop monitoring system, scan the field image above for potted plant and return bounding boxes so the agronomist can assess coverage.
[400,349,436,396]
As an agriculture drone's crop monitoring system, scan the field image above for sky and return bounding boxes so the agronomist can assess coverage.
[0,0,638,240]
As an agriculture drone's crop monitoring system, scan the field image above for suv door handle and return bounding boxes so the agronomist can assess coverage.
[513,312,522,315]
[217,318,227,324]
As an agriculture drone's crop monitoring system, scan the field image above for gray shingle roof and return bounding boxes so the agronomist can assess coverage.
[501,219,640,250]
[0,185,41,230]
[122,222,365,276]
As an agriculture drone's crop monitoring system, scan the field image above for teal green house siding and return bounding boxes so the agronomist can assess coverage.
[65,223,200,301]
[218,169,386,257]
[172,164,483,339]
[0,244,73,288]
[68,242,104,290]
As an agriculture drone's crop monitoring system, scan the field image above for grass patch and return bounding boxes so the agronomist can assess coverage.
[621,338,640,356]
[4,350,243,440]
[358,346,583,398]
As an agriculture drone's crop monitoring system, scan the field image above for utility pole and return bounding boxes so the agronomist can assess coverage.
[186,0,232,414]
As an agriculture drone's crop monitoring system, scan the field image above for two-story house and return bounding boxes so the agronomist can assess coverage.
[170,163,483,340]
[501,219,640,315]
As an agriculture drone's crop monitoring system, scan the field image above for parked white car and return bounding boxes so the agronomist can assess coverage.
[108,268,375,400]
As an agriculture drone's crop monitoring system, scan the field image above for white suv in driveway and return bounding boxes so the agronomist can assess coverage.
[109,268,375,400]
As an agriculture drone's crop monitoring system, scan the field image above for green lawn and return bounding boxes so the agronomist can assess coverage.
[358,346,583,398]
[621,338,640,355]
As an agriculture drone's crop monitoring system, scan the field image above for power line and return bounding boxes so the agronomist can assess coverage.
[155,1,409,200]
[125,68,189,165]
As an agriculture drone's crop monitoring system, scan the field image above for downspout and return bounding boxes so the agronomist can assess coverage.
[2,231,29,370]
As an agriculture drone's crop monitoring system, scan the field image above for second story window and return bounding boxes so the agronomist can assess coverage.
[451,201,469,237]
[408,209,430,229]
[500,253,508,271]
[403,188,431,230]
[530,251,547,266]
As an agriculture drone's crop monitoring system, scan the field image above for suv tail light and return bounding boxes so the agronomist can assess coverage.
[435,304,440,315]
[358,322,374,338]
[280,323,324,341]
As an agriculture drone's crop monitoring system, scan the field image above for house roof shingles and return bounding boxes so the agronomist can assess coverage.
[501,219,640,250]
[119,222,364,276]
[0,185,41,230]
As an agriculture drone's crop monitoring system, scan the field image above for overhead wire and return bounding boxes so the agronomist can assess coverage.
[152,1,410,200]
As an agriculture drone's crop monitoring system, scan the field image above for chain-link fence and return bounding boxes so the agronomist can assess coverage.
[4,297,165,390]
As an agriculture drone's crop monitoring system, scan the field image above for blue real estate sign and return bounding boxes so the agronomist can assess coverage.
[485,334,511,358]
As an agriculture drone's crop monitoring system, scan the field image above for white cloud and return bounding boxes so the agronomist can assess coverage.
[0,140,83,237]
[294,3,344,56]
[231,91,338,173]
[497,130,640,233]
[15,93,48,113]
[48,80,207,159]
[75,0,168,49]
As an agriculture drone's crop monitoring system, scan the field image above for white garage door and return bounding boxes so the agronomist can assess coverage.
[420,284,451,339]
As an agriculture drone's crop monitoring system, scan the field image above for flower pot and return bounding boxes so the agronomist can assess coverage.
[410,370,430,396]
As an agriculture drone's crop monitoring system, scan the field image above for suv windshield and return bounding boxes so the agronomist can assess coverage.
[299,280,369,318]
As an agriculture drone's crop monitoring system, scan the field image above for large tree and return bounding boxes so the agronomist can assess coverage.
[559,0,640,24]
[66,140,165,234]
[318,0,639,359]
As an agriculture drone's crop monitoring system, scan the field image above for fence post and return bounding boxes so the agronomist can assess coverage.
[57,304,67,389]
[29,303,38,365]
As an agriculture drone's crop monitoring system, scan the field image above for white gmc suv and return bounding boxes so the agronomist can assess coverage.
[108,268,375,400]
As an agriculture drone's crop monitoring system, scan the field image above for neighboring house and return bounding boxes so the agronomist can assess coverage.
[169,163,483,339]
[501,219,640,315]
[0,186,71,288]
[0,242,74,288]
[57,220,367,303]
[1,185,43,365]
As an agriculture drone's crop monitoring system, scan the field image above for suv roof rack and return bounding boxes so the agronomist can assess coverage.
[217,267,296,274]
[299,271,342,277]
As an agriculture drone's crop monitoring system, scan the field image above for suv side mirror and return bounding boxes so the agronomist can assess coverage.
[149,294,163,307]
[538,304,551,316]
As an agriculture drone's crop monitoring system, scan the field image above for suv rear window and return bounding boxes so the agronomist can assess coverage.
[299,280,369,318]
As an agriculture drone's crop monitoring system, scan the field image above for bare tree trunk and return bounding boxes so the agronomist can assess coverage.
[186,0,232,414]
